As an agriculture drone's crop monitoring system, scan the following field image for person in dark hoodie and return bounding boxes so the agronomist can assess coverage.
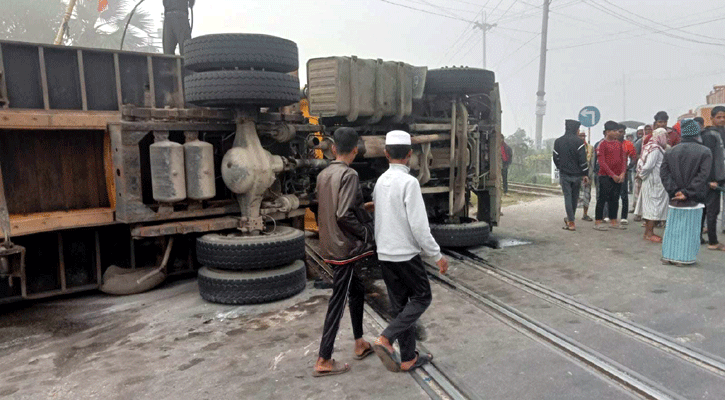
[660,119,712,265]
[699,106,725,250]
[553,119,589,231]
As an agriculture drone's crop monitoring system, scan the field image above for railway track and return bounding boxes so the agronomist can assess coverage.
[423,248,725,400]
[305,239,725,399]
[508,182,561,197]
[305,243,473,400]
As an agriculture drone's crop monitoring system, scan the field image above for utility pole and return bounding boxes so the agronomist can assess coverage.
[622,73,627,120]
[474,12,496,69]
[534,0,551,150]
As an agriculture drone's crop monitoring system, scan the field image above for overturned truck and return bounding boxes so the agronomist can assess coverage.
[0,34,501,305]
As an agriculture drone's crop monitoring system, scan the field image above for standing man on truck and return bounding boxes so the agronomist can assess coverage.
[372,130,448,373]
[313,127,376,377]
[163,0,195,55]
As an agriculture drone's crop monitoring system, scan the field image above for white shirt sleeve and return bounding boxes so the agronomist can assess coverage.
[404,179,443,261]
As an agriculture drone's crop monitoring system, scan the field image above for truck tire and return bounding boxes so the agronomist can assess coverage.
[424,68,495,95]
[430,220,490,248]
[197,260,306,305]
[196,226,305,271]
[184,34,298,73]
[184,70,300,107]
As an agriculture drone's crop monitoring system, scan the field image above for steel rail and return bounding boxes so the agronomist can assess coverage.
[445,248,725,379]
[423,262,684,400]
[304,244,471,400]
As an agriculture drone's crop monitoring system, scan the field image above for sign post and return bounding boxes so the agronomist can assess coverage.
[578,106,601,128]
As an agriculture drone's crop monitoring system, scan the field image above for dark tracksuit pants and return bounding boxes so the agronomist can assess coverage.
[318,260,366,360]
[596,176,621,221]
[702,189,721,245]
[380,256,432,363]
[163,12,191,55]
[560,174,581,222]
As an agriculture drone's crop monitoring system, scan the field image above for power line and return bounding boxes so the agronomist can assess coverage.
[582,0,725,46]
[378,0,476,23]
[499,53,539,83]
[493,0,519,25]
[598,0,725,42]
[550,15,725,50]
[494,32,540,69]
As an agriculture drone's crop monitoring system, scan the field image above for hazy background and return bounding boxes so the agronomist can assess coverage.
[6,0,725,141]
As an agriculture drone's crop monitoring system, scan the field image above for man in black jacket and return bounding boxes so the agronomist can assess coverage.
[661,119,712,205]
[554,119,589,230]
[700,106,725,250]
[660,119,712,265]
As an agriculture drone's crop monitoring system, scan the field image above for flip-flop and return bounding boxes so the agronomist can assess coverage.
[593,224,608,231]
[354,346,374,360]
[312,360,350,377]
[644,235,662,243]
[707,244,725,251]
[610,224,627,230]
[581,216,593,221]
[373,344,401,372]
[401,351,433,372]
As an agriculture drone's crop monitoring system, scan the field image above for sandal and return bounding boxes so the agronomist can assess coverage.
[312,360,351,377]
[707,243,725,251]
[354,346,374,360]
[373,342,401,372]
[610,224,627,230]
[644,235,663,243]
[401,351,433,372]
[593,224,609,231]
[582,215,593,221]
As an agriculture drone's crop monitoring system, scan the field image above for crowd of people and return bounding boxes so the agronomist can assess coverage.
[554,106,725,264]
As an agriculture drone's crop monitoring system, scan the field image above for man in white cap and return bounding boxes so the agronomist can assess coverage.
[371,130,448,373]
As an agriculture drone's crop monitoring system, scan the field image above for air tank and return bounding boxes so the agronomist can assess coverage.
[150,132,186,203]
[184,131,216,201]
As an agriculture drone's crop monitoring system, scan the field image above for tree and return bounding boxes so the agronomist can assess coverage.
[506,128,533,163]
[67,0,157,52]
[0,0,157,52]
[0,0,65,44]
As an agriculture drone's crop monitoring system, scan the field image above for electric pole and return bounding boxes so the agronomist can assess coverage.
[534,0,551,150]
[622,73,627,120]
[474,13,496,69]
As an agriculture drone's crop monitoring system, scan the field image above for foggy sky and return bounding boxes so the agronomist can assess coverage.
[139,0,725,141]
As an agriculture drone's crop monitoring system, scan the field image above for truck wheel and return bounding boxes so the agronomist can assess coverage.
[430,220,490,248]
[197,260,306,305]
[184,70,300,108]
[197,226,305,271]
[424,68,495,95]
[184,34,298,73]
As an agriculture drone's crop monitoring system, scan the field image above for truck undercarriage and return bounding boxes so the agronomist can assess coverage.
[0,34,501,304]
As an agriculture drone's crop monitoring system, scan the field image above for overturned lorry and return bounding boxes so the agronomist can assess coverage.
[0,34,501,305]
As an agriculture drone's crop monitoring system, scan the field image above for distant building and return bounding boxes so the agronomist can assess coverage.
[678,85,725,126]
[706,85,725,105]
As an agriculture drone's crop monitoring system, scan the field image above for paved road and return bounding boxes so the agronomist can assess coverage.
[0,196,723,399]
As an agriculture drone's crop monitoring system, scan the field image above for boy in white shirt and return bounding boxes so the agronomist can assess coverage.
[371,130,449,372]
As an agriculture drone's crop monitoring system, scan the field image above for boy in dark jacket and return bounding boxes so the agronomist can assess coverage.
[553,119,589,230]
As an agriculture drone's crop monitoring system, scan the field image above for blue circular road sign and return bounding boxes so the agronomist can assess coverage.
[578,106,601,128]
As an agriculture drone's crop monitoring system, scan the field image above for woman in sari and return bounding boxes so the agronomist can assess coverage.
[634,128,669,242]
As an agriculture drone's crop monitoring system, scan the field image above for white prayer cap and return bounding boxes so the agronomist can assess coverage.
[637,125,645,131]
[386,130,411,145]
